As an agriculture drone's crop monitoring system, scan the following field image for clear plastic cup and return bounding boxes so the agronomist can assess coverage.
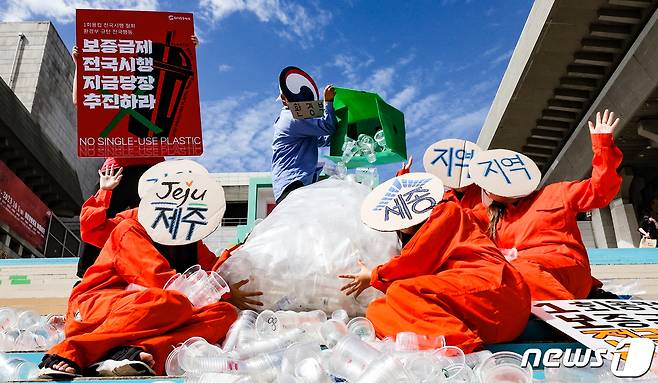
[328,335,381,381]
[477,351,533,383]
[434,346,477,382]
[395,332,446,352]
[0,354,38,381]
[165,346,184,376]
[0,308,17,331]
[237,328,305,359]
[404,353,447,383]
[178,338,224,373]
[347,317,375,342]
[16,310,41,330]
[342,140,359,164]
[0,330,19,352]
[331,309,349,324]
[319,319,348,348]
[355,354,415,383]
[336,162,347,179]
[164,273,185,292]
[223,310,258,352]
[374,130,387,150]
[281,342,328,382]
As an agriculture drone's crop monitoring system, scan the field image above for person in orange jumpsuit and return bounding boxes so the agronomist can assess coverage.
[472,110,622,300]
[77,157,164,278]
[341,180,531,353]
[39,218,238,378]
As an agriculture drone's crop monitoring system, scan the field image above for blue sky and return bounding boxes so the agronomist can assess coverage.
[2,0,533,179]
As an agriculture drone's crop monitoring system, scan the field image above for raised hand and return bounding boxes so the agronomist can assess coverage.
[191,35,199,47]
[338,260,372,298]
[588,109,620,134]
[98,165,123,191]
[324,85,336,102]
[228,279,264,310]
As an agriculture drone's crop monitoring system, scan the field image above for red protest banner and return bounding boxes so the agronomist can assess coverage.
[76,9,203,158]
[0,161,51,251]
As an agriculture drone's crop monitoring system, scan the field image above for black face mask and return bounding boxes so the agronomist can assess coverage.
[153,242,199,273]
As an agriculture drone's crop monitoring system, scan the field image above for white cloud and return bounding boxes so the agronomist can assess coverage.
[390,85,417,110]
[196,92,281,172]
[218,63,233,72]
[491,49,513,65]
[2,0,159,23]
[199,0,331,46]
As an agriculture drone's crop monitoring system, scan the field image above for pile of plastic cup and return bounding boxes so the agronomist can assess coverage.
[175,309,497,383]
[0,353,38,381]
[357,134,377,163]
[164,265,230,308]
[0,308,65,352]
[340,132,388,166]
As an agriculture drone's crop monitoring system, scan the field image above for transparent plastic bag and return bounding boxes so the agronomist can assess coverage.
[220,178,399,315]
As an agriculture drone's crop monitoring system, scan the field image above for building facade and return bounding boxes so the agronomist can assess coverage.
[0,21,102,258]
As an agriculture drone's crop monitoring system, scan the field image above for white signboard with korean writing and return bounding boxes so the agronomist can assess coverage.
[289,101,324,120]
[422,139,481,189]
[361,172,443,231]
[470,149,541,198]
[138,174,225,245]
[138,160,210,198]
[533,300,658,359]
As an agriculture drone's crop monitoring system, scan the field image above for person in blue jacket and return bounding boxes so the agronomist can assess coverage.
[271,66,337,203]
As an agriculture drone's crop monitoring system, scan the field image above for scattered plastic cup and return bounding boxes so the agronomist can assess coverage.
[16,310,40,330]
[223,310,258,352]
[328,335,381,381]
[319,319,348,348]
[477,351,533,383]
[331,309,349,324]
[0,309,17,331]
[355,354,415,383]
[165,346,185,376]
[395,332,446,352]
[0,354,38,381]
[347,317,375,342]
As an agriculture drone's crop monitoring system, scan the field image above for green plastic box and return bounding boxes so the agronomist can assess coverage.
[326,87,407,168]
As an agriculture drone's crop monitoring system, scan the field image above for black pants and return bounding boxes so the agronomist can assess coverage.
[276,180,304,204]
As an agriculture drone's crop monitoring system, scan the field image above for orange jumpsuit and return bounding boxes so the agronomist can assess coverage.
[367,201,531,353]
[79,193,223,271]
[49,218,237,374]
[475,134,622,300]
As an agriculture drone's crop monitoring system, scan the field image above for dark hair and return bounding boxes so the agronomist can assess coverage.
[487,201,507,241]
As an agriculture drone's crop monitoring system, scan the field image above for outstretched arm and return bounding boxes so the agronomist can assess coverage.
[563,110,623,212]
[80,166,124,247]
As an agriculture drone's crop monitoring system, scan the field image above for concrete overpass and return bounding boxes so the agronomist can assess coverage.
[479,0,658,248]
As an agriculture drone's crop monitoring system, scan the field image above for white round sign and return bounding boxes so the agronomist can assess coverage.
[138,160,210,198]
[470,149,541,198]
[361,172,444,232]
[138,174,226,245]
[423,139,482,189]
